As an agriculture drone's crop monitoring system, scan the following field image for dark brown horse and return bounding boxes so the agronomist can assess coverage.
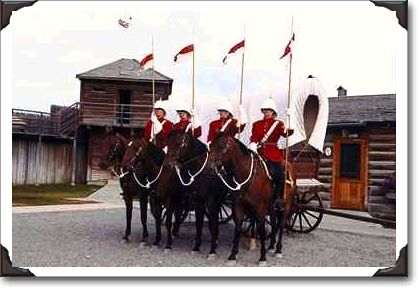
[209,132,287,264]
[98,132,149,244]
[164,129,225,256]
[126,137,185,250]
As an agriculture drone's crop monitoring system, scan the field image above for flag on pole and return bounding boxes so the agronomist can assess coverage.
[139,53,153,70]
[174,44,194,62]
[280,33,295,60]
[222,40,245,64]
[118,17,132,28]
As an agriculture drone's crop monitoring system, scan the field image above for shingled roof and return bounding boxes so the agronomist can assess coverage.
[328,94,396,126]
[76,58,173,83]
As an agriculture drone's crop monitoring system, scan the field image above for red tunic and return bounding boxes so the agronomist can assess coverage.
[250,118,286,163]
[207,118,245,143]
[173,119,202,138]
[144,118,174,149]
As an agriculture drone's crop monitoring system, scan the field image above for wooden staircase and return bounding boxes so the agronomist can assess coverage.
[59,102,80,137]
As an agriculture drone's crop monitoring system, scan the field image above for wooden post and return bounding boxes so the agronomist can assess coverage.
[71,125,78,186]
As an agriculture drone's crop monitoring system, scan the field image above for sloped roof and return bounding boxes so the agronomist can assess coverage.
[76,58,173,83]
[328,94,396,126]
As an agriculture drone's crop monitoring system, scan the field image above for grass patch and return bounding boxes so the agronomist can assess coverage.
[12,183,105,206]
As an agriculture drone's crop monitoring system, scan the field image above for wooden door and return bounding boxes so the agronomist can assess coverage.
[332,138,368,209]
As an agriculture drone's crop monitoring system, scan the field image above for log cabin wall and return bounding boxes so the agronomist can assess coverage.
[317,123,395,209]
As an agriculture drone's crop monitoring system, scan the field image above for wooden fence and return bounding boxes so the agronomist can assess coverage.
[12,136,74,185]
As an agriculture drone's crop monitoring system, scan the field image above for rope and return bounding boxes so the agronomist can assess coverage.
[215,153,254,191]
[175,152,209,186]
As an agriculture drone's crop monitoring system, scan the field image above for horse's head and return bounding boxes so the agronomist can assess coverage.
[208,132,237,171]
[165,129,191,168]
[98,132,127,170]
[127,137,164,172]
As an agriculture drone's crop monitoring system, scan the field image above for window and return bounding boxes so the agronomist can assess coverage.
[339,143,361,179]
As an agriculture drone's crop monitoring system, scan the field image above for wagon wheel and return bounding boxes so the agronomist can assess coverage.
[286,190,324,233]
[241,215,274,239]
[218,192,234,224]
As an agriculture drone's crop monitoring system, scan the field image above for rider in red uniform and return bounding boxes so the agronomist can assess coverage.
[207,100,247,144]
[248,98,293,200]
[173,101,202,138]
[144,100,173,149]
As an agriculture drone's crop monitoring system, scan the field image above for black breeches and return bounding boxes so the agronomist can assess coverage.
[267,161,285,200]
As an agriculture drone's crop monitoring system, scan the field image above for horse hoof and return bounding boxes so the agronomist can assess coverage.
[122,236,130,242]
[191,250,200,255]
[227,259,237,266]
[258,260,267,267]
[139,241,148,247]
[164,248,172,254]
[207,253,216,260]
[274,253,283,259]
[267,249,275,254]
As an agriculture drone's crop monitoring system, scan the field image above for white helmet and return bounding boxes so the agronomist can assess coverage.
[260,98,278,115]
[153,100,166,113]
[217,100,234,116]
[176,101,192,115]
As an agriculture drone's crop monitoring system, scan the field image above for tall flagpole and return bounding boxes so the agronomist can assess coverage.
[283,16,294,201]
[238,24,245,140]
[151,36,157,144]
[192,30,196,109]
[152,36,155,106]
[192,29,196,135]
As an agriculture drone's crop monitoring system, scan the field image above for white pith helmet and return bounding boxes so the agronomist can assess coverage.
[260,98,278,115]
[217,100,234,116]
[176,101,192,115]
[153,100,166,113]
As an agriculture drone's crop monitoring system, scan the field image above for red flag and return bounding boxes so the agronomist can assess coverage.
[280,33,295,60]
[174,44,194,62]
[139,53,153,70]
[222,40,245,64]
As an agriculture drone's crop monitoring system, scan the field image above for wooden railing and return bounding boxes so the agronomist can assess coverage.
[79,101,151,127]
[12,109,60,136]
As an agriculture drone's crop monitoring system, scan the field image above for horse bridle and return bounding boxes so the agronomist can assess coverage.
[213,137,255,191]
[129,144,164,189]
[172,133,209,186]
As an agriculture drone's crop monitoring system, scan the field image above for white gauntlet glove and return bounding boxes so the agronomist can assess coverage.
[248,142,258,153]
[151,113,163,135]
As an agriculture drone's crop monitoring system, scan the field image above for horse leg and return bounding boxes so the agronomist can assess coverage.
[151,198,162,246]
[267,208,277,252]
[192,201,205,252]
[165,204,174,250]
[228,207,244,262]
[275,208,285,258]
[139,192,149,242]
[122,195,133,241]
[207,199,219,256]
[172,200,182,238]
[257,216,267,264]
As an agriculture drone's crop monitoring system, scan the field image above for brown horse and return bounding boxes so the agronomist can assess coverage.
[209,132,287,264]
[98,132,150,243]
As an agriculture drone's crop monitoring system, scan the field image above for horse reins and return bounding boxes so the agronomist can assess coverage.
[215,153,255,191]
[132,164,164,189]
[175,152,209,186]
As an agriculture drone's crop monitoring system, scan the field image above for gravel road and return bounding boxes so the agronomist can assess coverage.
[12,206,396,267]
